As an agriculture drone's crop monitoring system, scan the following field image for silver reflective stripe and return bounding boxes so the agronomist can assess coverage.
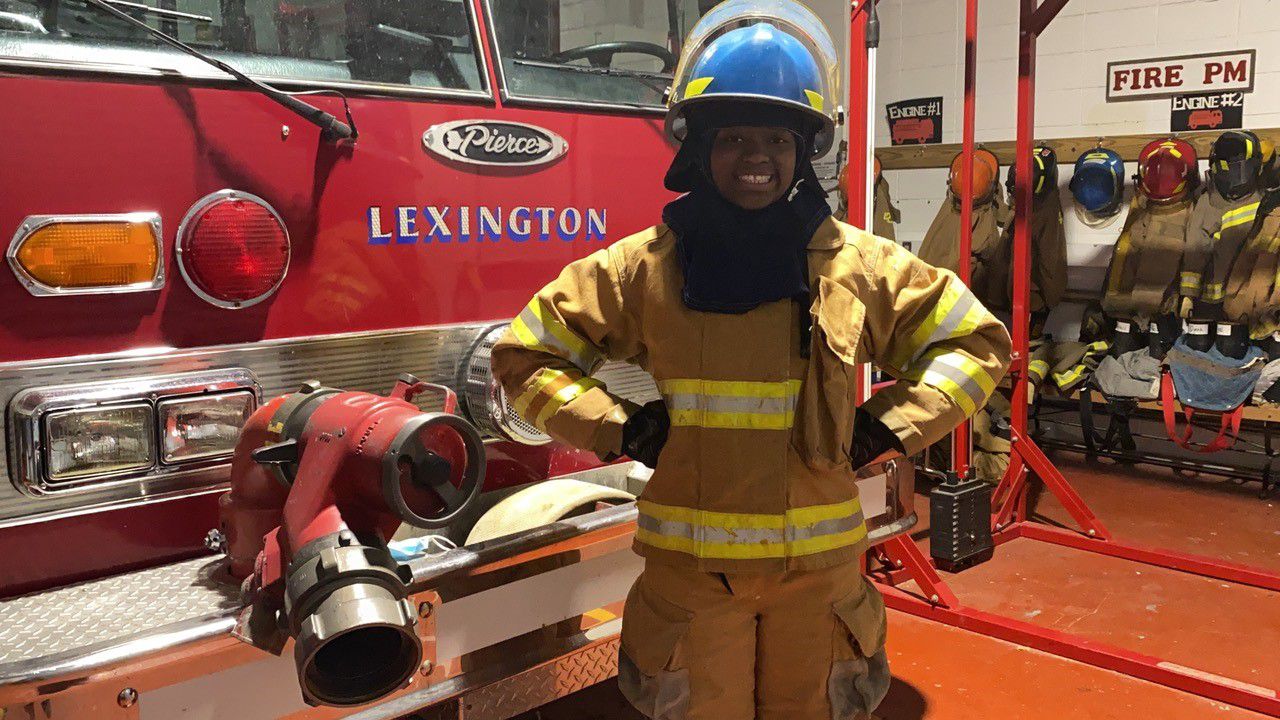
[908,286,979,366]
[663,393,797,415]
[919,356,987,409]
[514,304,599,372]
[636,511,866,544]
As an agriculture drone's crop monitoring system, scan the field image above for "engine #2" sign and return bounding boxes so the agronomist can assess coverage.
[423,120,568,167]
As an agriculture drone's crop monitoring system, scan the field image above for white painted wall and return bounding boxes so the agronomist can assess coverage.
[873,0,1279,335]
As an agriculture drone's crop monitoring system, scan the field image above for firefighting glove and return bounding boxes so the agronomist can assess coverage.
[850,406,904,471]
[622,400,670,469]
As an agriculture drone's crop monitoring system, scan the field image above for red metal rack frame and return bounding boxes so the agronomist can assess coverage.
[855,0,1280,715]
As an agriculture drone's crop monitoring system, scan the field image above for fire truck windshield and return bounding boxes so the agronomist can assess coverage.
[489,0,707,108]
[0,0,486,93]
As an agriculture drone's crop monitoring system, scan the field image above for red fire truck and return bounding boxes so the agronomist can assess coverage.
[0,0,911,717]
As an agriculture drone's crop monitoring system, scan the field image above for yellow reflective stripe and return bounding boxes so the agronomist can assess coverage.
[1202,282,1225,301]
[535,376,603,426]
[634,525,869,559]
[635,499,868,559]
[789,525,869,556]
[1180,271,1201,293]
[1221,202,1261,230]
[638,499,783,529]
[658,378,802,398]
[660,378,802,430]
[668,408,794,429]
[804,89,824,112]
[1029,359,1050,378]
[637,498,863,530]
[896,280,963,368]
[511,367,572,417]
[894,278,986,371]
[524,298,600,369]
[684,76,713,98]
[1088,341,1110,353]
[785,497,863,527]
[902,348,995,416]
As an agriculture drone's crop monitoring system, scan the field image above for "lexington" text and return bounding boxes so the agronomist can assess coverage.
[367,205,607,244]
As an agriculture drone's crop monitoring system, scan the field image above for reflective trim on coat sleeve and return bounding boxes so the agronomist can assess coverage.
[1221,202,1261,230]
[1181,271,1202,294]
[510,367,602,429]
[901,348,995,416]
[1028,359,1050,382]
[892,278,985,370]
[509,298,603,372]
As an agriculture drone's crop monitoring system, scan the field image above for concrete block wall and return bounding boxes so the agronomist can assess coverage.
[875,0,1280,337]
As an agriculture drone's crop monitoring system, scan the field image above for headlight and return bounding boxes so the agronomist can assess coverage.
[159,392,256,464]
[45,404,156,484]
[9,368,260,496]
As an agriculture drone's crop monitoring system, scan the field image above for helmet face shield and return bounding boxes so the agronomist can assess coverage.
[1210,131,1262,200]
[666,0,840,155]
[1070,148,1125,218]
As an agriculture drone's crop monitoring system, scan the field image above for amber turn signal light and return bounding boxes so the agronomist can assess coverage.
[7,213,164,296]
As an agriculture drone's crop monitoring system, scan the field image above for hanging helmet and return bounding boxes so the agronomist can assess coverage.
[1209,130,1263,200]
[947,148,999,203]
[666,0,841,156]
[1005,145,1059,199]
[1069,148,1125,217]
[1136,138,1198,204]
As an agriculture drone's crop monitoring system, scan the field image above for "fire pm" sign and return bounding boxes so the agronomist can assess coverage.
[1106,50,1255,102]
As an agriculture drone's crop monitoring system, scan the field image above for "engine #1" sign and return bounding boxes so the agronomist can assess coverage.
[423,120,568,167]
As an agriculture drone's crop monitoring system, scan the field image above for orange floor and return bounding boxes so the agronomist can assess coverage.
[520,450,1280,719]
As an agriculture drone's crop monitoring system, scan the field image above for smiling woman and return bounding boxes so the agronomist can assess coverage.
[709,126,798,210]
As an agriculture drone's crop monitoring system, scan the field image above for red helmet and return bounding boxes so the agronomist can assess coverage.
[1137,138,1197,203]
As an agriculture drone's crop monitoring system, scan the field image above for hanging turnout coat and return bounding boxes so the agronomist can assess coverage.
[1102,195,1194,322]
[1222,191,1280,333]
[492,217,1011,574]
[872,174,901,241]
[1184,188,1263,306]
[993,188,1069,313]
[918,191,1011,311]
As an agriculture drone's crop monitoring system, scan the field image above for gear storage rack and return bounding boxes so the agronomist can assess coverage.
[851,0,1280,714]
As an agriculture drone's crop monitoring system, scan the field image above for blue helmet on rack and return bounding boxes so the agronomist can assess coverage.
[666,0,840,156]
[1069,148,1126,217]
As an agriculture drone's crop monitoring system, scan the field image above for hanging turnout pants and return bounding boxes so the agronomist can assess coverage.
[619,559,890,720]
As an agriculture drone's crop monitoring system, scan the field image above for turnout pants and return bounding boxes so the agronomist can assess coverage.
[618,559,890,720]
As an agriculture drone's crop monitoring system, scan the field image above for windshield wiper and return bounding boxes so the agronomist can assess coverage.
[82,0,355,142]
[100,0,212,23]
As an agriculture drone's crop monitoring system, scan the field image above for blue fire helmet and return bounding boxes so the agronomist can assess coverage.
[667,0,840,156]
[1069,148,1126,216]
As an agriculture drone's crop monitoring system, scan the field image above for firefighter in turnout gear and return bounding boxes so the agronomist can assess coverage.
[491,2,1011,717]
